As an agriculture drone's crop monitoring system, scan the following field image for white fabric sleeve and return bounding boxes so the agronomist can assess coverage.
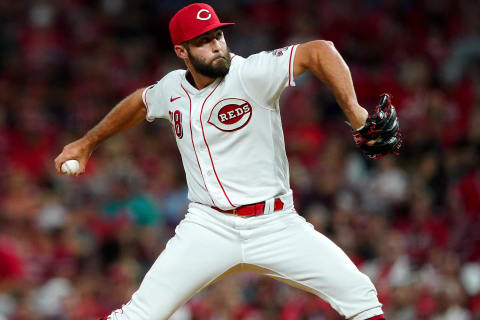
[239,45,298,107]
[142,79,168,122]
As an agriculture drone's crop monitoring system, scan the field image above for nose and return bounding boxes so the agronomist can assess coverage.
[211,39,221,52]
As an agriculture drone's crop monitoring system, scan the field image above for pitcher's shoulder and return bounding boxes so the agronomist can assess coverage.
[161,69,186,83]
[229,53,245,68]
[149,69,186,91]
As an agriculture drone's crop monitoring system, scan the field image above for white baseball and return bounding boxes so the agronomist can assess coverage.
[61,159,80,175]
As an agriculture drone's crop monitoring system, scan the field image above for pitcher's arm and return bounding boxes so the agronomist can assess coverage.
[294,40,368,130]
[54,88,147,175]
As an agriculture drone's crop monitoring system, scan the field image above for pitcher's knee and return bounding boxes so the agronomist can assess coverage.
[351,272,380,303]
[329,271,383,319]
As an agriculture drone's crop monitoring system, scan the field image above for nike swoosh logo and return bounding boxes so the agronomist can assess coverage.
[170,96,181,102]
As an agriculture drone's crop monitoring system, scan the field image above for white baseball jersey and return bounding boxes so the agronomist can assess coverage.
[106,45,384,320]
[142,45,298,209]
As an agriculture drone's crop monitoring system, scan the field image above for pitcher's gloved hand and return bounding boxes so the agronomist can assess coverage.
[351,94,403,160]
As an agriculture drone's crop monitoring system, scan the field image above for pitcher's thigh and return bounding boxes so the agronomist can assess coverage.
[107,219,241,320]
[246,214,382,319]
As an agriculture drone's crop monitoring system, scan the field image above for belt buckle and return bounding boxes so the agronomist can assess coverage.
[232,208,248,218]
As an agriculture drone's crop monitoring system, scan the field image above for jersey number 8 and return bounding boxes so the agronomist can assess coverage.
[169,110,183,139]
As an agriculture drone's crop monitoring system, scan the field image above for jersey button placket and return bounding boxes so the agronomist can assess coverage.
[190,103,212,204]
[193,104,220,206]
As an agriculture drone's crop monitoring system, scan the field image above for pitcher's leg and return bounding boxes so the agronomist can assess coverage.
[105,212,242,320]
[245,212,384,320]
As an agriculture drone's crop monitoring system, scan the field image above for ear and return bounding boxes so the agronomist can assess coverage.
[174,45,188,60]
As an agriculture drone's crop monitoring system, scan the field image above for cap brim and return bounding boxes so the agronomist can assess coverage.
[185,22,235,43]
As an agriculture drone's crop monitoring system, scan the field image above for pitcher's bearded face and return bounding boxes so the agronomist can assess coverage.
[184,29,231,78]
[187,47,231,78]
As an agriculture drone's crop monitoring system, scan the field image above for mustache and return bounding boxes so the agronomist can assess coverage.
[210,55,227,63]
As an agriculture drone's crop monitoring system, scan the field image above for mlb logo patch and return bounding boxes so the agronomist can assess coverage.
[269,47,289,56]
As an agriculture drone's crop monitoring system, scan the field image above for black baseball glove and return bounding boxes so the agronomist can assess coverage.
[351,94,402,160]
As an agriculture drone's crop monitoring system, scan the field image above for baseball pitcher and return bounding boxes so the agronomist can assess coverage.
[55,3,401,320]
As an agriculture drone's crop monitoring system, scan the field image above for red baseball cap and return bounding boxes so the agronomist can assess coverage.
[169,3,234,45]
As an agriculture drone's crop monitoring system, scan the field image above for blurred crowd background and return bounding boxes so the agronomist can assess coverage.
[1,0,480,319]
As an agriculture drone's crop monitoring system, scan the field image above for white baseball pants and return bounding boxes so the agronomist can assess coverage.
[106,193,383,320]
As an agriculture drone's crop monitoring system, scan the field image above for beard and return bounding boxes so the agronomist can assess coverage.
[187,47,231,78]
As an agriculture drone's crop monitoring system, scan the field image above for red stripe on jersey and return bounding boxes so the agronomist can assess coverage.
[181,84,217,207]
[288,46,294,87]
[365,315,385,320]
[199,80,235,207]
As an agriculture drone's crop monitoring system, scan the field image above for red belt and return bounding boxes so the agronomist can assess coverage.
[211,198,284,217]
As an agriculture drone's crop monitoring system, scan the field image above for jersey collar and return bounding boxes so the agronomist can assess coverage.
[181,71,223,96]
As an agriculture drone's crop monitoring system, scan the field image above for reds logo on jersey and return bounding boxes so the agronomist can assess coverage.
[208,98,252,132]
